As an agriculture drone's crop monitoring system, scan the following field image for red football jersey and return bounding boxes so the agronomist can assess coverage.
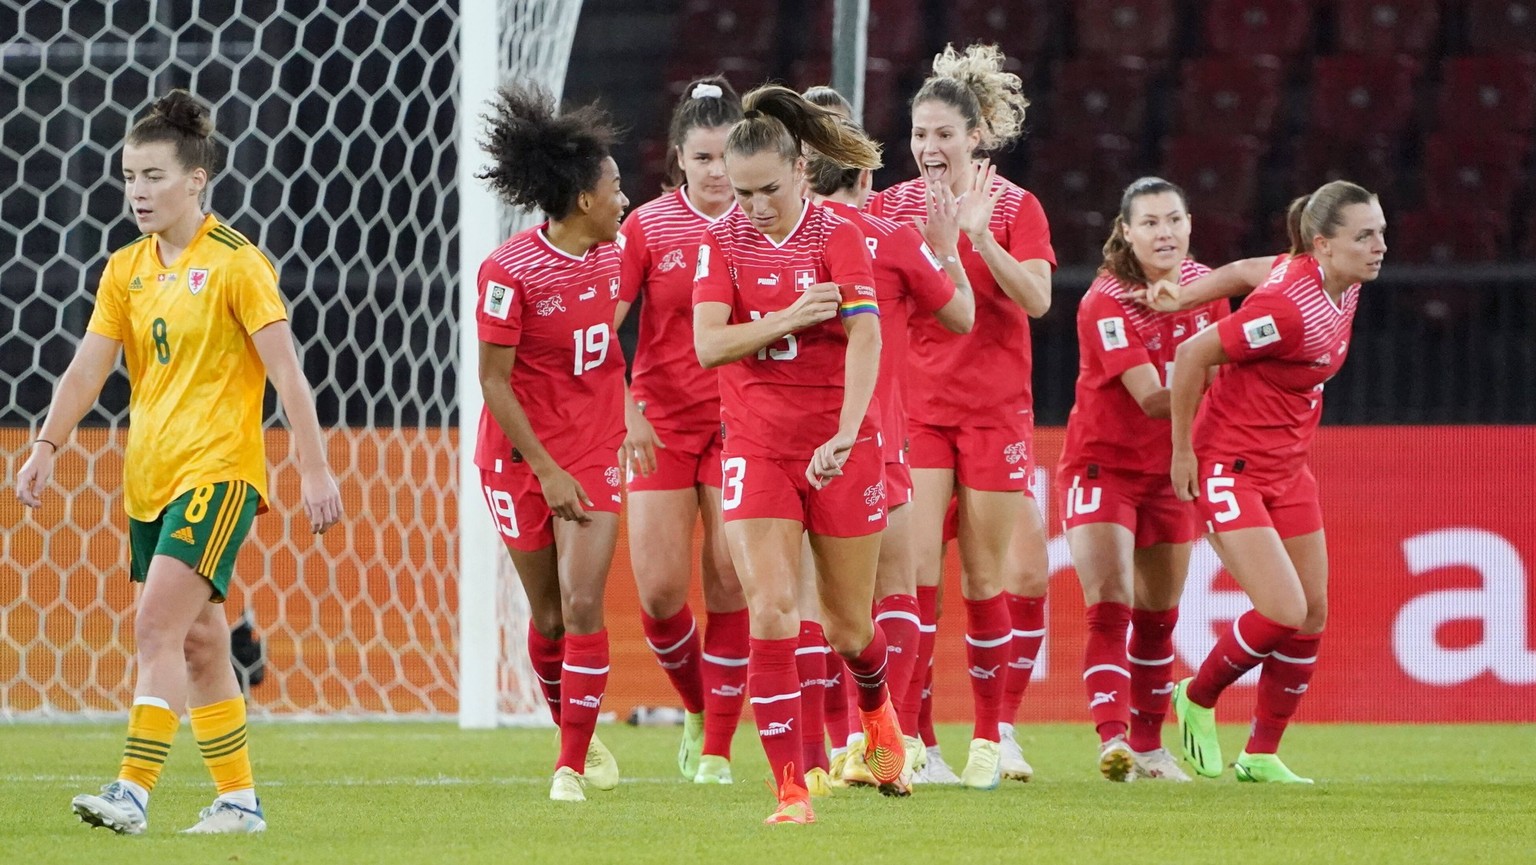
[867,176,1056,427]
[619,188,731,430]
[1195,253,1360,477]
[1061,258,1229,475]
[692,200,880,459]
[474,225,626,470]
[821,200,956,464]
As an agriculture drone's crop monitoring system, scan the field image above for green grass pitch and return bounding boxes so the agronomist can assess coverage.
[3,722,1532,864]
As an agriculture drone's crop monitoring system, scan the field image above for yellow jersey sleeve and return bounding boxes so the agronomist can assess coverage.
[86,252,130,341]
[224,247,288,334]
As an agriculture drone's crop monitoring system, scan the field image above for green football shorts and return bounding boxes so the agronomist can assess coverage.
[129,479,259,602]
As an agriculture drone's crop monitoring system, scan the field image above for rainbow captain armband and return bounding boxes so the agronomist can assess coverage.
[839,299,880,317]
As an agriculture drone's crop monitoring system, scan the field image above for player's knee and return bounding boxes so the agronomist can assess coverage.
[562,592,604,634]
[530,612,565,642]
[638,587,688,620]
[747,594,797,639]
[1258,598,1307,630]
[825,620,874,658]
[1301,598,1328,633]
[1080,569,1133,606]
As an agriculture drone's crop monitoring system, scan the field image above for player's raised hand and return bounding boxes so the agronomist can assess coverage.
[620,403,664,477]
[1171,448,1199,502]
[300,467,344,534]
[913,177,961,254]
[14,444,56,508]
[956,159,1003,240]
[806,430,856,489]
[781,282,841,331]
[1129,278,1182,312]
[539,467,593,524]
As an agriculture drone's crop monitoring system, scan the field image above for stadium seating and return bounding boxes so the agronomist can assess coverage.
[1046,208,1114,267]
[1026,134,1138,219]
[1465,0,1536,56]
[1335,0,1441,56]
[1293,133,1402,198]
[1309,54,1420,137]
[1178,55,1286,134]
[674,0,775,60]
[806,0,922,64]
[1162,134,1266,219]
[1187,211,1252,265]
[1046,56,1152,137]
[1073,0,1177,58]
[1437,56,1536,133]
[946,0,1052,60]
[1392,208,1509,263]
[1204,0,1315,57]
[1422,132,1529,214]
[789,56,901,141]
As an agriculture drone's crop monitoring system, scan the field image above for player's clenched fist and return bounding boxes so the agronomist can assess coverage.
[780,282,841,330]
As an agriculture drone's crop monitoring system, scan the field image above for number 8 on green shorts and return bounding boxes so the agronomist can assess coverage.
[129,480,260,601]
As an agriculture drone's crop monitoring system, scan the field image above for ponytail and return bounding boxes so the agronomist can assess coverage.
[1287,180,1376,255]
[726,84,881,170]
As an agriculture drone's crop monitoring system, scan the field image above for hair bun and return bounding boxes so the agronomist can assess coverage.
[151,89,214,138]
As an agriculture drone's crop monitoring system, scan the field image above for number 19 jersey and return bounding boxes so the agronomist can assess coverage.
[474,225,625,471]
[692,202,879,459]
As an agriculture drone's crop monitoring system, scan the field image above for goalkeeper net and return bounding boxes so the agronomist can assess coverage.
[0,0,582,721]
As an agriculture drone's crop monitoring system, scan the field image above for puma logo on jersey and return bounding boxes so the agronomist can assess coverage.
[968,664,1001,680]
[535,296,567,317]
[567,694,603,709]
[757,272,780,287]
[657,248,688,273]
[759,719,794,736]
[710,684,745,698]
[1089,690,1118,708]
[579,286,597,300]
[170,526,196,544]
[188,268,210,295]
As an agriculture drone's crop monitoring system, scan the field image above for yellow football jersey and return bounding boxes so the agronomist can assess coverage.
[87,214,288,521]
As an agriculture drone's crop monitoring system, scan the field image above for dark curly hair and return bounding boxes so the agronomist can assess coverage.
[476,83,620,219]
[126,89,221,176]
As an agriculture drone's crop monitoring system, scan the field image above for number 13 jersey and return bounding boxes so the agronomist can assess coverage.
[474,225,625,470]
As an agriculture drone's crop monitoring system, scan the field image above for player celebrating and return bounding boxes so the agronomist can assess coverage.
[617,76,749,785]
[1169,180,1386,783]
[804,117,976,785]
[15,90,343,835]
[869,43,1055,788]
[1060,177,1229,782]
[693,84,905,824]
[473,83,629,803]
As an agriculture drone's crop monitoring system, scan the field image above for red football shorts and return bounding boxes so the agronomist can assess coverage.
[719,440,887,537]
[908,418,1034,492]
[885,458,913,509]
[626,423,724,492]
[1194,460,1323,540]
[1057,463,1200,548]
[479,447,624,552]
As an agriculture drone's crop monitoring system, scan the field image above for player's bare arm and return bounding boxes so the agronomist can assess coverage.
[1169,326,1230,501]
[251,321,343,534]
[693,286,839,368]
[478,340,591,523]
[14,333,120,508]
[808,310,880,488]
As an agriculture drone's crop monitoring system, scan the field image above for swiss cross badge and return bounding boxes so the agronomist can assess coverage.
[793,268,817,293]
[188,268,210,295]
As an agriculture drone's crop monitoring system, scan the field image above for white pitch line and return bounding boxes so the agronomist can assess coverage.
[2,774,690,787]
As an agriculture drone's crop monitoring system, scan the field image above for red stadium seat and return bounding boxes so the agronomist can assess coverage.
[1309,55,1421,137]
[1162,134,1266,219]
[663,55,767,101]
[947,0,1053,59]
[674,0,776,60]
[806,0,922,64]
[789,56,901,141]
[1026,134,1138,220]
[1178,55,1286,135]
[1073,0,1177,58]
[1335,0,1441,56]
[1466,0,1536,56]
[1205,0,1315,57]
[1187,212,1252,264]
[1423,132,1529,215]
[1046,209,1115,267]
[1293,133,1401,198]
[1392,209,1510,263]
[1437,56,1536,133]
[1046,56,1151,137]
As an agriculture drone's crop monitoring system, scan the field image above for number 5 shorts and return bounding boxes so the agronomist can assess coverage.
[480,447,625,552]
[129,480,261,602]
[718,439,887,538]
[1194,460,1323,540]
[1056,462,1200,548]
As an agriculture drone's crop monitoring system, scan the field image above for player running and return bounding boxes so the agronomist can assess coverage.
[16,90,343,835]
[617,76,749,785]
[1060,177,1229,782]
[1167,180,1387,783]
[693,84,905,824]
[471,83,629,803]
[869,43,1056,788]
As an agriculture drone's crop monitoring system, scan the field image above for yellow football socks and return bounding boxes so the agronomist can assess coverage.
[119,701,179,792]
[190,697,254,795]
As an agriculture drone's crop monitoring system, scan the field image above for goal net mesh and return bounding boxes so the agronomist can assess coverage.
[0,0,580,720]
